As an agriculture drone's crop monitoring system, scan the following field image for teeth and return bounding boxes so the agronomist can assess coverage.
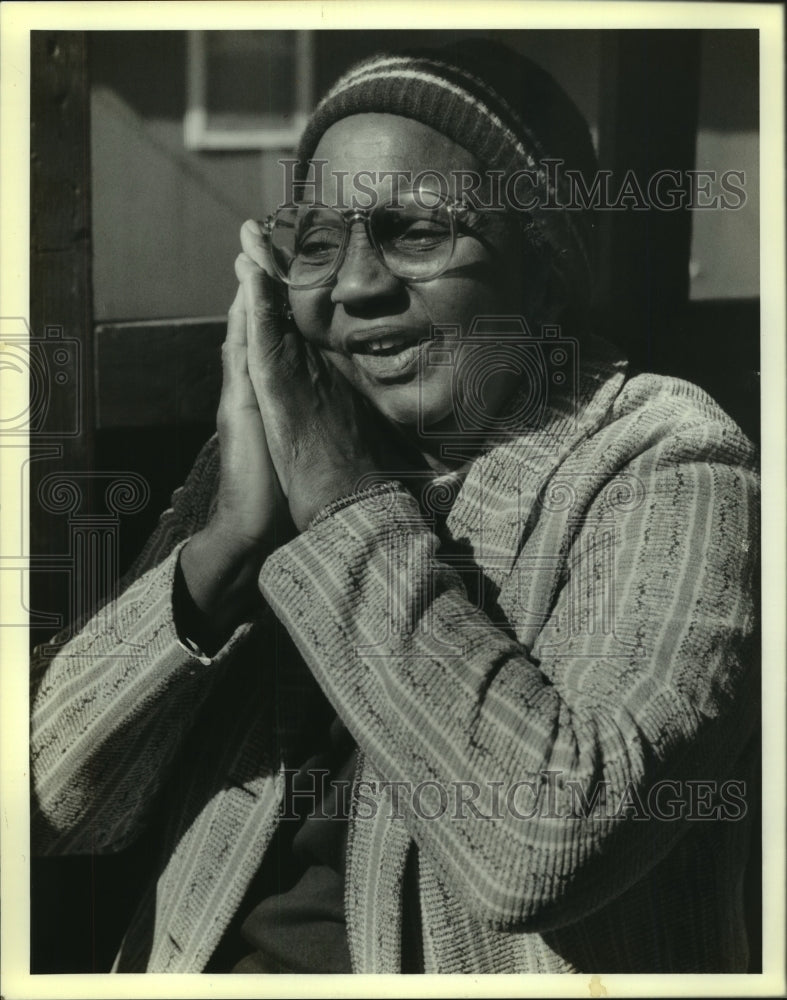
[367,335,408,353]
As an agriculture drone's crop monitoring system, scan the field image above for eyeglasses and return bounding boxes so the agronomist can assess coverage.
[262,190,479,290]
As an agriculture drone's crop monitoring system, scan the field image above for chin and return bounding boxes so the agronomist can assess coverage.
[370,384,454,432]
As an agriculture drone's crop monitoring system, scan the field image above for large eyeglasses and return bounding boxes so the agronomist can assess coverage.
[262,190,475,290]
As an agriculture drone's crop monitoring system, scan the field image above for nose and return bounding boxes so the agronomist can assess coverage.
[330,221,402,307]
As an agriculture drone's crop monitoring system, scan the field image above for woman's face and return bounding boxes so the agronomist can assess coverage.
[288,113,532,434]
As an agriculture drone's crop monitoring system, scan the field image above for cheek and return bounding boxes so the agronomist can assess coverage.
[289,292,330,347]
[424,254,523,325]
[423,282,503,336]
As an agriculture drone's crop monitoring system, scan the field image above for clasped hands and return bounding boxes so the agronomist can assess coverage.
[179,220,414,637]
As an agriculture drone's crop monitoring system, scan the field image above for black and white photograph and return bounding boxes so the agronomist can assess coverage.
[1,1,784,996]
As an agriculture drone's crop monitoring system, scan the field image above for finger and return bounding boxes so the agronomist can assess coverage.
[220,286,257,406]
[235,251,277,323]
[225,284,247,347]
[235,252,292,364]
[238,223,294,334]
[240,218,276,275]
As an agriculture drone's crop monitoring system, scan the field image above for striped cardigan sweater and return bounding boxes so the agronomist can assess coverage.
[30,337,759,973]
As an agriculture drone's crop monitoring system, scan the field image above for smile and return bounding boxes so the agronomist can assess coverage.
[347,328,433,382]
[363,334,415,355]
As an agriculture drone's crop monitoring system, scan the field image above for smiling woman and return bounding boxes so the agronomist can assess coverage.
[281,114,530,434]
[29,38,759,975]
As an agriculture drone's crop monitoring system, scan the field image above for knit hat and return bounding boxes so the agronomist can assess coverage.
[296,39,599,319]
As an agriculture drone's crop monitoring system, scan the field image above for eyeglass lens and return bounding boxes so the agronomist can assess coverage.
[267,191,455,287]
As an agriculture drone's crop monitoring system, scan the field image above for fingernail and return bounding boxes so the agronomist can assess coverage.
[248,219,263,239]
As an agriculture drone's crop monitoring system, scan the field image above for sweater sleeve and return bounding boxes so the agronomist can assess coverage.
[257,405,759,932]
[30,435,260,855]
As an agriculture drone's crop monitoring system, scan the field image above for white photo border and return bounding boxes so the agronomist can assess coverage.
[1,3,784,998]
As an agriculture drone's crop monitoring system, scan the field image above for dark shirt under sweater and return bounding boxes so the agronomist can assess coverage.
[206,715,356,974]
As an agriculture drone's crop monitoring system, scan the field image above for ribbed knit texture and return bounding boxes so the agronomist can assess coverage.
[30,337,759,973]
[295,41,599,316]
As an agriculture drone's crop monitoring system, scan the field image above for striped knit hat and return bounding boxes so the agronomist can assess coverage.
[296,39,599,319]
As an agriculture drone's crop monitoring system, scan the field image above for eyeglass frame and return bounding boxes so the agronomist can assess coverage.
[261,191,504,291]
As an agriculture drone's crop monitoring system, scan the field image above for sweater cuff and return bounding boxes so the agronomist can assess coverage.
[165,539,257,667]
[259,481,430,604]
[306,479,414,529]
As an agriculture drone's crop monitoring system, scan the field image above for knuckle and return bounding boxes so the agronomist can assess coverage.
[235,252,254,276]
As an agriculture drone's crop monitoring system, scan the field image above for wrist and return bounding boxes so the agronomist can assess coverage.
[289,465,379,532]
[179,525,268,638]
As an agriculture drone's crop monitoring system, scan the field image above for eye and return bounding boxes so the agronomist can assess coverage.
[296,225,343,261]
[378,210,451,253]
[398,220,450,243]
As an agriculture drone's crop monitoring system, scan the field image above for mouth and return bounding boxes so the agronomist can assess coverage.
[348,328,434,382]
[361,333,417,355]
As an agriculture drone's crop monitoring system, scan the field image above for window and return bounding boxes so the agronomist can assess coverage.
[184,30,314,149]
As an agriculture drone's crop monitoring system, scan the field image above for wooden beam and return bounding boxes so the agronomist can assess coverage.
[29,31,94,643]
[30,31,94,445]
